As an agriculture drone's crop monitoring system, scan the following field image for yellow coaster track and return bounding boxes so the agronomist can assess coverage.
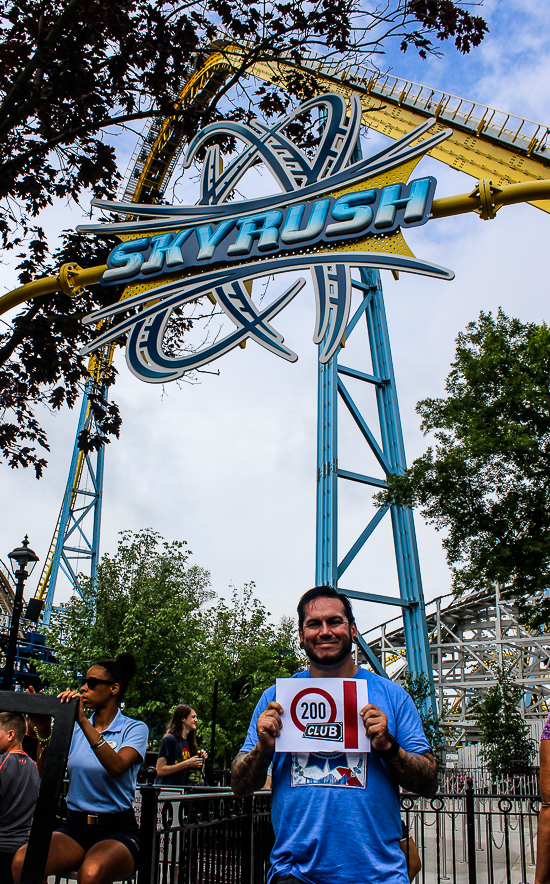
[120,42,550,211]
[3,42,550,317]
[4,42,550,609]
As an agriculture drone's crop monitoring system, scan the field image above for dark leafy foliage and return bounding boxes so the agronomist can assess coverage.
[377,310,550,627]
[404,0,487,57]
[0,0,487,475]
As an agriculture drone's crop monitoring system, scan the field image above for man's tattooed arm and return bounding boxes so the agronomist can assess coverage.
[361,703,438,798]
[384,749,438,798]
[231,747,272,797]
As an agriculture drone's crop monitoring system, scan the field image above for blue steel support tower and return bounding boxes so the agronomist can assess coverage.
[36,375,106,625]
[315,267,436,712]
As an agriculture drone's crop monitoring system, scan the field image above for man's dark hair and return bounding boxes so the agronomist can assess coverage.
[297,586,355,630]
[0,711,25,743]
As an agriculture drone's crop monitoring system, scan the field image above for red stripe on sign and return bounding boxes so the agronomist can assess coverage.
[343,680,358,749]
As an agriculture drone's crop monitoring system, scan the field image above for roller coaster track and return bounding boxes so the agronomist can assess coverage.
[117,41,550,210]
[0,560,15,618]
[4,42,550,317]
[20,39,550,611]
[34,345,115,604]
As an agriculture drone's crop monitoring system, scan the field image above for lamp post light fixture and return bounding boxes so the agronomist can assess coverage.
[2,536,39,691]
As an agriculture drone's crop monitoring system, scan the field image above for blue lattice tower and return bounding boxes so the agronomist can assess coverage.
[315,267,436,713]
[35,351,111,625]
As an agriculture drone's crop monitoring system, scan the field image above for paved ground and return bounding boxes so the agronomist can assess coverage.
[410,805,537,884]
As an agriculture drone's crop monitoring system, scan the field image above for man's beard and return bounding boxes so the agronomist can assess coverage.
[303,632,353,667]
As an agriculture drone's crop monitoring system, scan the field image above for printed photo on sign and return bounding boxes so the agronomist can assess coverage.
[291,752,367,788]
[275,678,370,753]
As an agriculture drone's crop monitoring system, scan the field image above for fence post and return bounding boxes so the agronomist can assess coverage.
[241,794,254,884]
[466,778,477,884]
[137,784,160,884]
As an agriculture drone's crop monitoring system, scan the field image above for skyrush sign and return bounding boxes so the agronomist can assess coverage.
[102,178,436,286]
[79,93,454,382]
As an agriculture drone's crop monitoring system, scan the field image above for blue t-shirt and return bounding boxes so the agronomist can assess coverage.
[241,668,431,884]
[67,709,149,813]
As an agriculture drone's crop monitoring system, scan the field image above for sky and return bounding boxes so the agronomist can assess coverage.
[1,0,550,641]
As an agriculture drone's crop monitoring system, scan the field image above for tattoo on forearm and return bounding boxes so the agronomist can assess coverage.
[231,747,272,796]
[385,749,438,797]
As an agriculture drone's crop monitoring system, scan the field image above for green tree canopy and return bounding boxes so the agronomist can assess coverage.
[377,310,550,627]
[38,529,213,730]
[470,667,535,776]
[38,529,303,758]
[192,584,304,762]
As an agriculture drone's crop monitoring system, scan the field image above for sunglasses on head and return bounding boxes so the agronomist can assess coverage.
[81,676,115,690]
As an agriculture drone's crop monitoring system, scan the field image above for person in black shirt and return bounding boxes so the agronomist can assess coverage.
[0,712,39,884]
[155,705,206,787]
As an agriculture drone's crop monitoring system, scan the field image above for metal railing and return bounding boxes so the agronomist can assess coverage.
[51,779,540,884]
[292,51,550,159]
[402,781,539,884]
[136,786,274,884]
[439,769,540,797]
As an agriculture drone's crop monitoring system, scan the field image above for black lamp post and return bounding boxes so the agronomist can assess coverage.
[2,536,39,691]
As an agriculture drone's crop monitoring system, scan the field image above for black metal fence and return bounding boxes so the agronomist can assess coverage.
[401,782,540,884]
[136,787,274,884]
[52,780,540,884]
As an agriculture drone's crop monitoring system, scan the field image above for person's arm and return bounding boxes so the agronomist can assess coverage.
[536,740,550,884]
[360,703,438,798]
[156,755,203,776]
[58,689,142,778]
[231,700,281,797]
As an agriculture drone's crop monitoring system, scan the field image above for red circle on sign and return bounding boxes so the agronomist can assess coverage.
[290,687,337,732]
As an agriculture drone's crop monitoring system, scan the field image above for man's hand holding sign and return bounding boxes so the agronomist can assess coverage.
[231,587,437,884]
[257,701,283,752]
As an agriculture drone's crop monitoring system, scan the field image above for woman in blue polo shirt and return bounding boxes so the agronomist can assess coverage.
[13,652,148,884]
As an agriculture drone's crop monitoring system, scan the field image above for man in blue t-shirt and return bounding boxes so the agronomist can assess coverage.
[231,586,437,884]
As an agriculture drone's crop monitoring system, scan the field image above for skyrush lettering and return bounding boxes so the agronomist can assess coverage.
[102,178,436,287]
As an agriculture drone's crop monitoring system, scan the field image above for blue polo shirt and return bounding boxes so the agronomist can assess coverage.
[66,709,148,813]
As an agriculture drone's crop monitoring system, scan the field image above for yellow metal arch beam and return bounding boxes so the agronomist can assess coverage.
[242,50,550,213]
[119,43,550,214]
[1,177,550,317]
[4,43,550,317]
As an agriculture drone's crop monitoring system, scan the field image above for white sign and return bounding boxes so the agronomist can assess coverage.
[275,678,370,753]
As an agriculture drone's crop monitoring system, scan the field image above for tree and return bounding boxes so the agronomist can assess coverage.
[37,529,303,754]
[377,310,550,628]
[471,667,535,776]
[37,528,214,737]
[193,584,304,763]
[0,0,487,476]
[402,671,443,749]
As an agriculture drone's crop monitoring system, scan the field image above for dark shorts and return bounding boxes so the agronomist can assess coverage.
[0,851,16,884]
[56,812,140,867]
